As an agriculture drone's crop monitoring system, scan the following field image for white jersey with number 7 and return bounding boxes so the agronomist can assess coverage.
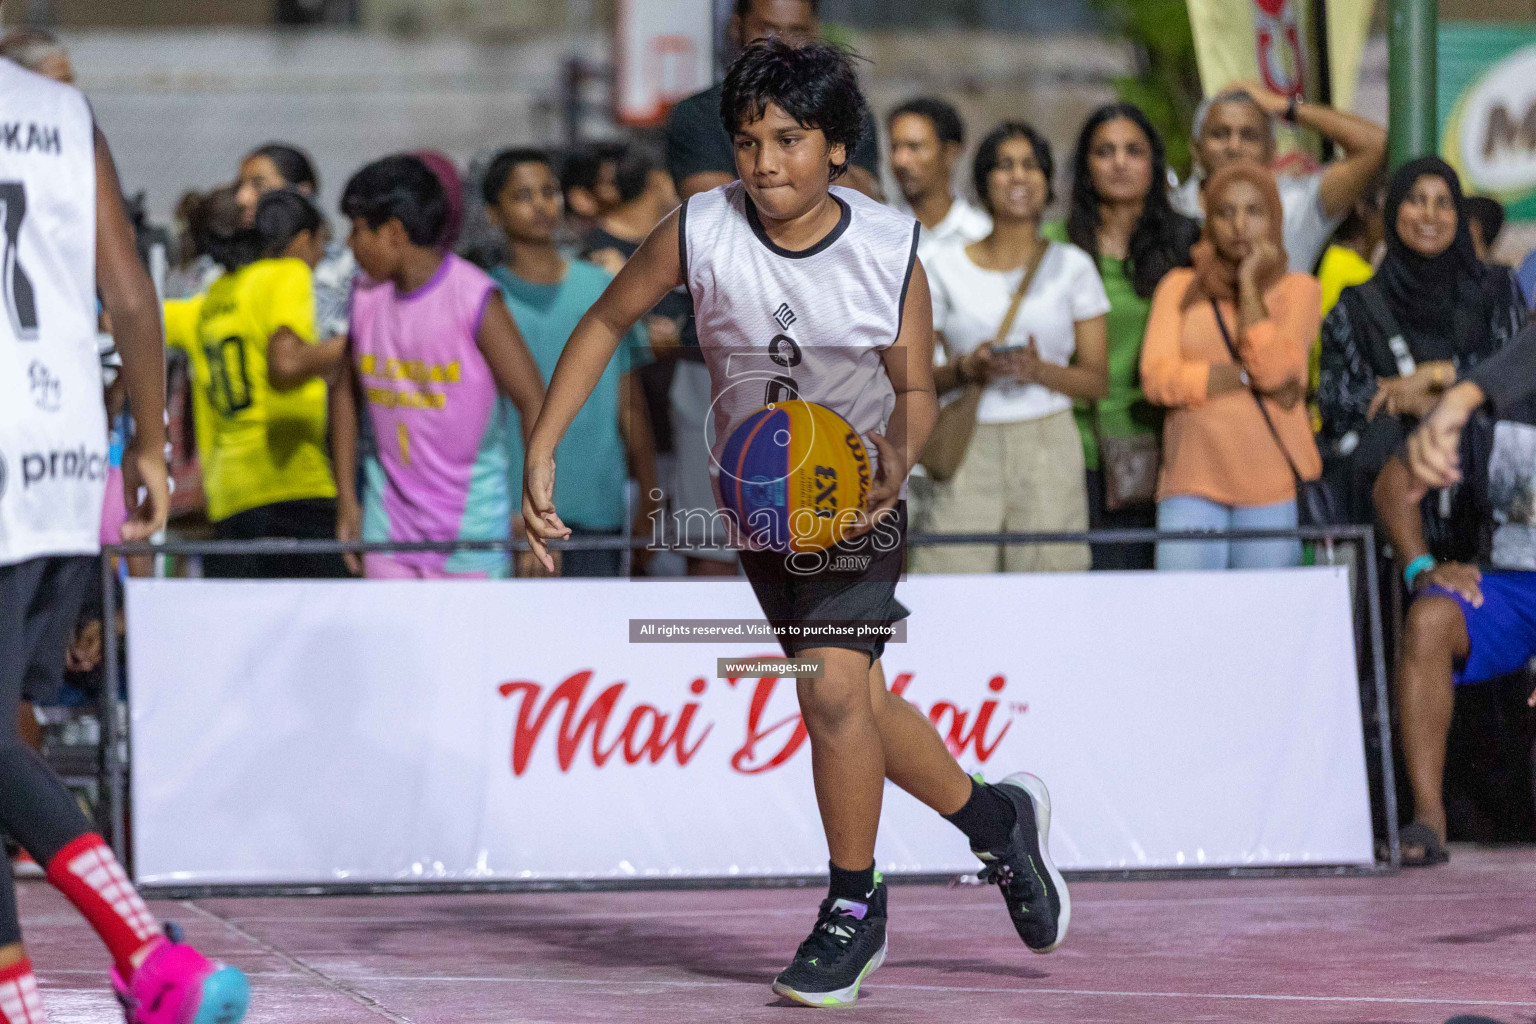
[0,60,108,567]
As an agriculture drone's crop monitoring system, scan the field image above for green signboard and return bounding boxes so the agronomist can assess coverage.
[1439,23,1536,222]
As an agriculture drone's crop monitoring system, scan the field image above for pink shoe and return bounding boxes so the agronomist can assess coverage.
[111,925,249,1024]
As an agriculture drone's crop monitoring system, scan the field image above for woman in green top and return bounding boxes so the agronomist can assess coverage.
[1051,103,1199,569]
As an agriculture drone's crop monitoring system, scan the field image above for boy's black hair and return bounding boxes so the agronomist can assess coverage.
[558,142,626,195]
[888,96,965,147]
[340,155,448,246]
[195,185,262,273]
[973,121,1055,214]
[245,142,319,192]
[483,147,555,206]
[255,188,323,259]
[558,148,599,195]
[733,0,818,16]
[719,39,865,182]
[613,143,663,205]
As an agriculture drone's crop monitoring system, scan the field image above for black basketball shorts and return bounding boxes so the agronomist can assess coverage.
[737,501,910,664]
[0,556,95,708]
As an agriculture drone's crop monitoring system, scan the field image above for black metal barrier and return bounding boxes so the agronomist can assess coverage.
[98,523,1397,892]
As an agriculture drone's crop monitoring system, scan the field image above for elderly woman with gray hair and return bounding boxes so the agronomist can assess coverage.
[1171,81,1387,275]
[0,27,73,83]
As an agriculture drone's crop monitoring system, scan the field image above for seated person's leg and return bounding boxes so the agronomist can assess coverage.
[1396,595,1468,854]
[1402,571,1536,858]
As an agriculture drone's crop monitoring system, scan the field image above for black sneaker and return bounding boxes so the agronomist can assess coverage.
[771,879,888,1008]
[974,772,1070,953]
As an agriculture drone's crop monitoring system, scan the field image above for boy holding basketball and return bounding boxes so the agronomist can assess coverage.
[522,40,1068,1007]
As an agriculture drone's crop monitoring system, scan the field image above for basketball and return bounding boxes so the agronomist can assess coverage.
[718,400,872,553]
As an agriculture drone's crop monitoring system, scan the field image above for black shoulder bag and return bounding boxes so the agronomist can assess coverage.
[1210,298,1343,528]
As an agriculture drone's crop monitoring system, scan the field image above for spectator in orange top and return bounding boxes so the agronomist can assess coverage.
[1140,162,1322,571]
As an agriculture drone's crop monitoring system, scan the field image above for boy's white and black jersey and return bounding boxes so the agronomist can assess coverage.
[682,181,920,511]
[0,62,107,567]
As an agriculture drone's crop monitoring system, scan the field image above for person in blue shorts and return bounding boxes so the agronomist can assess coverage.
[1376,376,1536,866]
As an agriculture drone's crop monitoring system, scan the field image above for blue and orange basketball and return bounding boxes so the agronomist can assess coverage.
[718,400,872,553]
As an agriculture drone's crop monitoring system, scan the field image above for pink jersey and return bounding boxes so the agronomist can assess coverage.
[349,254,511,576]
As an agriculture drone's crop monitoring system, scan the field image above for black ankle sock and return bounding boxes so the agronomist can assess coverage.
[944,778,1017,852]
[827,860,876,903]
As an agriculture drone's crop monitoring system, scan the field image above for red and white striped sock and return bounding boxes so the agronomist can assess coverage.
[44,835,161,975]
[0,959,45,1024]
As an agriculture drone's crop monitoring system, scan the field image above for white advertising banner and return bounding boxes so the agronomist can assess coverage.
[126,568,1373,886]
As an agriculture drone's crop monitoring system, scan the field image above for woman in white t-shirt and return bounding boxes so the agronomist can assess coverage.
[914,122,1110,573]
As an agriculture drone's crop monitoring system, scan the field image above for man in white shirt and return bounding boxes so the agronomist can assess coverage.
[1171,82,1386,274]
[886,97,991,508]
[887,97,992,262]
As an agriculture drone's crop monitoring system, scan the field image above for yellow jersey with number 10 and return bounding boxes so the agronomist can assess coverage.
[164,257,335,523]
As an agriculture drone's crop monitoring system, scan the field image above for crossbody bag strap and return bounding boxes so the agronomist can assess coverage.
[1353,278,1419,377]
[1209,297,1303,485]
[950,241,1047,386]
[992,240,1048,346]
[1354,278,1403,344]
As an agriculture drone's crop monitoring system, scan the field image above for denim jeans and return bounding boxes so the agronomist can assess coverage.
[1155,495,1300,571]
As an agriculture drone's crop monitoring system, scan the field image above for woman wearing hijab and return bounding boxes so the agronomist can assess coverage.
[1141,162,1323,570]
[1319,157,1526,458]
[1318,158,1526,532]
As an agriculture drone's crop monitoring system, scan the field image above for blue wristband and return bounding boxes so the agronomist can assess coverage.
[1404,554,1437,591]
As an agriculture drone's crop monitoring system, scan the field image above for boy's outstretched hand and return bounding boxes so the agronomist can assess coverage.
[119,439,169,543]
[522,450,570,574]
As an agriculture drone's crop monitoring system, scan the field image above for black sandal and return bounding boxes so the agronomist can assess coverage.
[1400,821,1450,867]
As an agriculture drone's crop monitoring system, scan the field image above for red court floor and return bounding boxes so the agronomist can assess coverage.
[16,846,1536,1023]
